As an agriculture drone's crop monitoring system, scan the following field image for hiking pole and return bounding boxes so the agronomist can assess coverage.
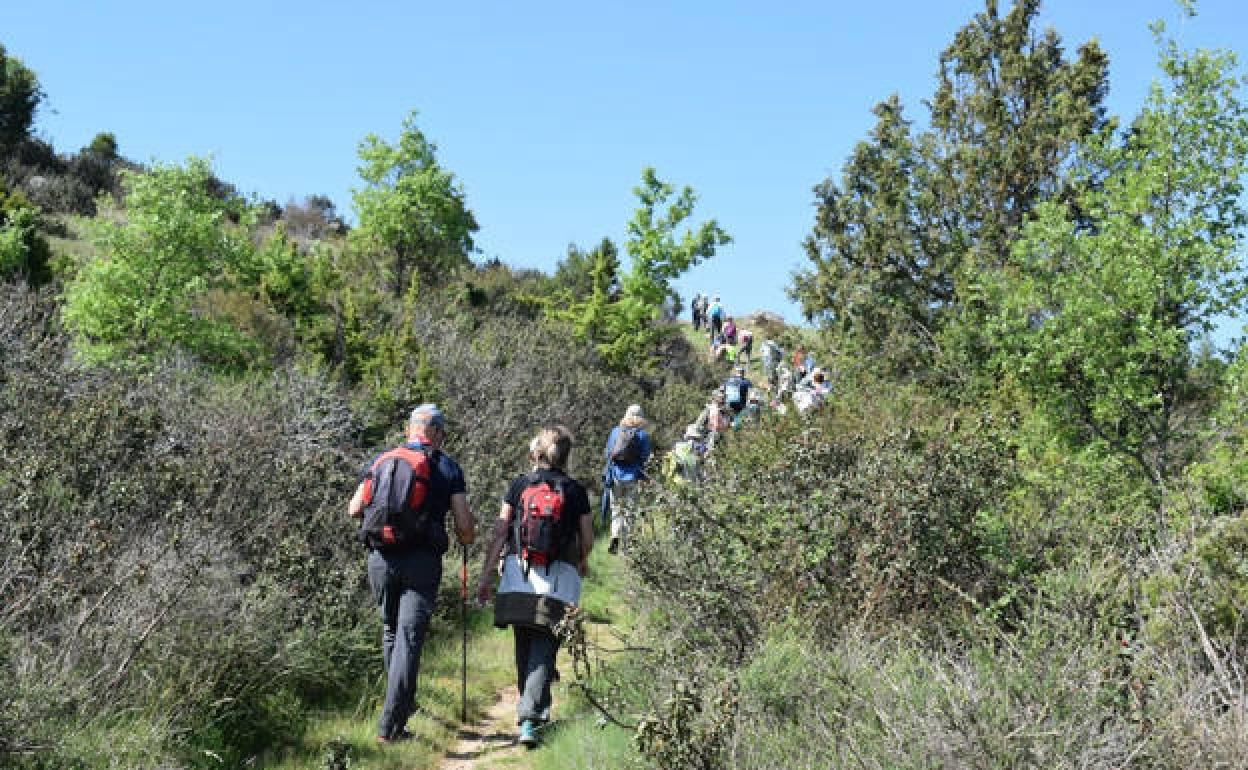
[460,542,468,724]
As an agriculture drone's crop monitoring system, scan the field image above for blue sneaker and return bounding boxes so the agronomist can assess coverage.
[518,719,538,747]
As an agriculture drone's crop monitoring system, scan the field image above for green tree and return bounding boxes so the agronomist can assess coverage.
[553,237,619,301]
[793,0,1108,381]
[0,44,41,156]
[562,168,729,370]
[63,157,258,368]
[0,184,50,284]
[351,110,478,296]
[791,96,943,372]
[995,18,1248,520]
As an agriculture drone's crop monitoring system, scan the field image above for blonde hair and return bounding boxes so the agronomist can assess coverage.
[529,425,573,470]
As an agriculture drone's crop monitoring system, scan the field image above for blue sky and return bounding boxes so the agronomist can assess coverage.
[4,1,1247,326]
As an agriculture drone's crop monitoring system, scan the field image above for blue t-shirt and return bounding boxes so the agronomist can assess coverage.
[360,440,467,554]
[604,425,651,483]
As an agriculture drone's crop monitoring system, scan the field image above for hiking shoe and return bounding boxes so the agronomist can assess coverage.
[377,728,413,745]
[518,719,538,747]
[607,537,619,554]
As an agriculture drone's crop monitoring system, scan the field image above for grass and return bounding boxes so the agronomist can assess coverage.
[252,528,642,770]
[254,588,516,770]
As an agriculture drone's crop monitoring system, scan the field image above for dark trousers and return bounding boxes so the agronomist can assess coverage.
[514,625,559,724]
[367,549,441,739]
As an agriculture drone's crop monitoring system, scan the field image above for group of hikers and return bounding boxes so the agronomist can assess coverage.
[349,404,594,746]
[690,292,754,365]
[345,312,833,748]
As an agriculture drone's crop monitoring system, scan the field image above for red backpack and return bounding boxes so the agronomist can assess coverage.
[358,446,432,551]
[513,475,567,570]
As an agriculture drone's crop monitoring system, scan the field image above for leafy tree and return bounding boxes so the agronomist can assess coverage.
[994,18,1248,518]
[561,168,729,370]
[791,96,942,372]
[0,44,41,156]
[351,110,477,296]
[553,237,619,301]
[0,183,49,284]
[793,0,1108,380]
[63,157,258,368]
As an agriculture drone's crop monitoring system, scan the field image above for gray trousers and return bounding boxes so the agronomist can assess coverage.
[367,549,441,739]
[514,625,558,724]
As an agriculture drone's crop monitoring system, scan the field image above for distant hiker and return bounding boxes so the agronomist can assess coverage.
[811,367,831,397]
[722,317,737,345]
[347,404,475,745]
[663,424,706,486]
[804,351,816,373]
[792,345,805,371]
[697,293,709,327]
[475,426,593,748]
[734,392,764,429]
[723,365,752,415]
[700,388,731,449]
[708,295,724,340]
[603,404,651,553]
[738,328,754,366]
[761,339,783,389]
[690,293,703,331]
[774,362,794,404]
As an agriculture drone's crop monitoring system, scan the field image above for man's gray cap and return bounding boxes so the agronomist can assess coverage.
[410,403,446,429]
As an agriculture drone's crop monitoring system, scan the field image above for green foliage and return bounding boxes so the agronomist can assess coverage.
[991,26,1248,507]
[63,156,259,369]
[0,183,50,284]
[553,238,619,301]
[793,0,1109,384]
[0,43,42,156]
[559,168,729,371]
[351,109,477,296]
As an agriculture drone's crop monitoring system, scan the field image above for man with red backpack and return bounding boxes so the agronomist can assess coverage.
[602,404,651,554]
[347,404,475,745]
[475,425,593,747]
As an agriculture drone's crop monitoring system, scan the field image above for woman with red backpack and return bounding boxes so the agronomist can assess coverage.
[474,426,593,747]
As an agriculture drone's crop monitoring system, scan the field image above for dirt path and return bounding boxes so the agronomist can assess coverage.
[439,685,522,769]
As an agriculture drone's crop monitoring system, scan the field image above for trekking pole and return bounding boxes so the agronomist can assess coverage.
[460,542,468,723]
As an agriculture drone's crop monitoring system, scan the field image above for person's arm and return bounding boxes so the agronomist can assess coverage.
[451,492,474,545]
[347,480,367,518]
[475,502,512,604]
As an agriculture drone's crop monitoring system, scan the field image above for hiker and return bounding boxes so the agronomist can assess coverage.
[810,367,831,397]
[722,316,737,345]
[738,328,754,367]
[603,404,651,553]
[697,294,709,330]
[695,388,731,450]
[347,404,475,745]
[723,365,752,415]
[663,424,706,485]
[475,425,593,748]
[734,391,764,429]
[708,295,724,341]
[690,293,703,331]
[761,339,783,390]
[774,362,794,404]
[792,345,805,371]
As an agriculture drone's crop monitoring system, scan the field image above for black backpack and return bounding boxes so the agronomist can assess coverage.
[358,446,433,551]
[608,426,642,466]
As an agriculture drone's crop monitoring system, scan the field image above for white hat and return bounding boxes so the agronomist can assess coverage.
[625,404,644,420]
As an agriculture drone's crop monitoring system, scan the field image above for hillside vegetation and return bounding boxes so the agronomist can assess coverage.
[4,2,1248,769]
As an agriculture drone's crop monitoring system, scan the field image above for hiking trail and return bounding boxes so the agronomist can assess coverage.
[438,685,522,769]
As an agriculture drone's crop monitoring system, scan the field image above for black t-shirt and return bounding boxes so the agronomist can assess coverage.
[503,468,591,565]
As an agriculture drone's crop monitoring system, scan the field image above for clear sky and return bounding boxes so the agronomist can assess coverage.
[4,1,1247,325]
